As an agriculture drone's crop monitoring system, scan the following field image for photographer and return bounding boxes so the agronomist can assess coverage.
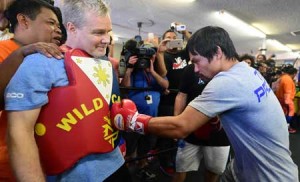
[157,22,191,176]
[121,39,169,180]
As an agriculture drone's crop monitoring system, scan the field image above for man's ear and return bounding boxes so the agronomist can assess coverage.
[66,22,77,35]
[16,13,29,29]
[216,46,223,59]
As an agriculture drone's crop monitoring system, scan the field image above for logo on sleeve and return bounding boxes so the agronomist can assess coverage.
[6,92,24,99]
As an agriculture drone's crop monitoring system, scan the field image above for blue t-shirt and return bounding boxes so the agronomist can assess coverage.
[5,53,124,181]
[189,62,298,181]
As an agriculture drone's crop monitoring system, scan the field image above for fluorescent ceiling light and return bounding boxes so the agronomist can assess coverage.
[252,23,272,35]
[286,44,299,50]
[267,39,292,52]
[173,0,196,2]
[216,10,266,38]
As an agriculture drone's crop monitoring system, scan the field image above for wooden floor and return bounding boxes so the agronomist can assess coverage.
[130,122,300,182]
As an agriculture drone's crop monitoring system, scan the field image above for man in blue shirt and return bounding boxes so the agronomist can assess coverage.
[5,0,130,181]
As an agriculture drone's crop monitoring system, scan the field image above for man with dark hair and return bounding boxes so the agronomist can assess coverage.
[172,63,230,182]
[111,26,298,181]
[275,65,298,133]
[256,53,266,63]
[5,0,131,181]
[0,0,65,107]
[0,0,63,180]
[239,53,254,67]
[0,0,63,61]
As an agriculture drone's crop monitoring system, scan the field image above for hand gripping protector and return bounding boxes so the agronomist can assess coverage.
[111,99,151,134]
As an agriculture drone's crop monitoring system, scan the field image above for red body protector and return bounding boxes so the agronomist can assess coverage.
[35,49,120,175]
[193,117,221,140]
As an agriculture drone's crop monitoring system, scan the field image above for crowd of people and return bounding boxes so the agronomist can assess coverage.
[240,53,299,134]
[0,0,299,182]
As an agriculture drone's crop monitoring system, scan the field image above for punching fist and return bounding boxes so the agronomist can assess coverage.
[111,99,152,134]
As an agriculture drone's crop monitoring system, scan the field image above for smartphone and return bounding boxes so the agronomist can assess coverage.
[166,39,183,49]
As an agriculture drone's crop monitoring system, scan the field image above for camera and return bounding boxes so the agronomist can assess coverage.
[170,22,186,31]
[124,39,156,69]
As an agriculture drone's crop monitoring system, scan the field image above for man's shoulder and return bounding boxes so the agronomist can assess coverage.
[25,53,65,63]
[280,74,291,79]
[0,39,19,51]
[22,53,65,74]
[0,39,19,62]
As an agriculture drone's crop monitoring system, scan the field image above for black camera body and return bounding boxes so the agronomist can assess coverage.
[125,47,156,69]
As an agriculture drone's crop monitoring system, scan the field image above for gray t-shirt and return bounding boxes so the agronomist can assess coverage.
[189,62,298,181]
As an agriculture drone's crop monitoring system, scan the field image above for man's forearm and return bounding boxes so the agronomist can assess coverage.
[9,133,45,182]
[8,109,45,182]
[0,50,25,109]
[174,92,187,116]
[147,106,210,138]
[151,70,169,89]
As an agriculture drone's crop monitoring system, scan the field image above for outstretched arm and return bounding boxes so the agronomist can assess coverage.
[7,108,45,182]
[111,99,210,139]
[0,42,63,109]
[148,106,210,138]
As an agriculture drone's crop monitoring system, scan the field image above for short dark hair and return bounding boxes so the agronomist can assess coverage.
[256,54,266,61]
[281,64,297,75]
[240,54,254,62]
[240,54,255,65]
[42,0,54,5]
[187,26,239,62]
[162,29,177,40]
[5,0,57,33]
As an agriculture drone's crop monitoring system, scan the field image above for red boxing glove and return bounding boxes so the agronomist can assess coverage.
[111,99,152,134]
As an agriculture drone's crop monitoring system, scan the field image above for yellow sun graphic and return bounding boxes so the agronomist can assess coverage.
[93,65,110,86]
[75,58,83,64]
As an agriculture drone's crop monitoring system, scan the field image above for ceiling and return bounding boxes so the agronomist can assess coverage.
[107,0,300,59]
